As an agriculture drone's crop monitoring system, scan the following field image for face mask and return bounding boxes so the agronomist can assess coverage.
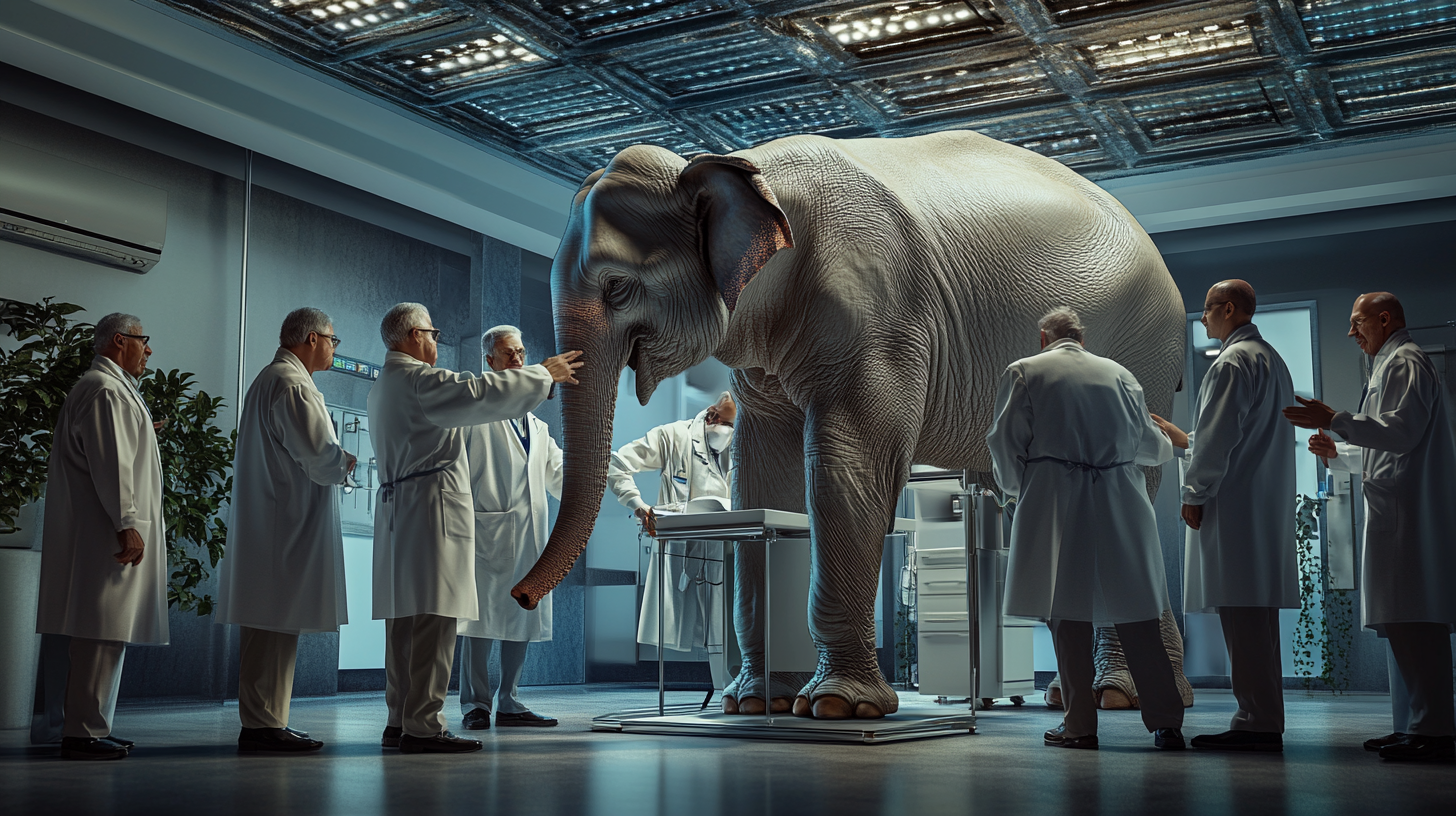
[706,424,734,449]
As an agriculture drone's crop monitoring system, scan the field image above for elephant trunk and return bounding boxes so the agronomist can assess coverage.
[511,335,621,610]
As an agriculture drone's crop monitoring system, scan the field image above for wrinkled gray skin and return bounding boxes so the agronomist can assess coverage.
[512,130,1185,720]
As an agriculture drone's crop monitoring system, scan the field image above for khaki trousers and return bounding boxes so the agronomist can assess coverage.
[1218,606,1285,733]
[63,638,126,739]
[385,614,457,738]
[1384,622,1456,737]
[238,627,300,729]
[1050,617,1183,738]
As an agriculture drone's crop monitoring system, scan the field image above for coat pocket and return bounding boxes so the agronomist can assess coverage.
[440,489,474,539]
[473,511,517,572]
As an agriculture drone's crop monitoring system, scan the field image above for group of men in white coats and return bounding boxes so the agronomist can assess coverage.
[606,392,737,690]
[992,286,1456,762]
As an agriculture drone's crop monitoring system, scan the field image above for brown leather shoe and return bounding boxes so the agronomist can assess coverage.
[398,730,483,754]
[1044,724,1099,750]
[380,726,402,749]
[496,710,558,728]
[462,709,492,731]
[1363,732,1404,752]
[238,727,324,753]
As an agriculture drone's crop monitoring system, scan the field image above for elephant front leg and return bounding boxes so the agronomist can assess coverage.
[795,400,917,720]
[722,370,812,715]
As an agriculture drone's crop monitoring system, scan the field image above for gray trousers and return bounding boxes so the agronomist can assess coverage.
[1051,617,1183,737]
[238,627,300,730]
[1384,622,1455,737]
[458,637,529,715]
[384,614,457,738]
[64,638,126,739]
[1218,606,1285,733]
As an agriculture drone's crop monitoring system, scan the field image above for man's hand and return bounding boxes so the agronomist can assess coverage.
[1150,413,1189,449]
[1282,395,1337,430]
[1308,429,1339,462]
[1181,503,1203,531]
[542,350,584,385]
[345,452,358,475]
[115,528,145,566]
[634,506,657,538]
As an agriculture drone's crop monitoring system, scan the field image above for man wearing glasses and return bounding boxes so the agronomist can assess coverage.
[369,303,582,754]
[456,326,565,731]
[216,307,356,752]
[1285,292,1456,762]
[37,313,167,760]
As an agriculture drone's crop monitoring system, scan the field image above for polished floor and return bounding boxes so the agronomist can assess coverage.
[2,688,1452,816]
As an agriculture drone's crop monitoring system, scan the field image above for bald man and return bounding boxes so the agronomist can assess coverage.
[1285,293,1456,762]
[1153,281,1296,752]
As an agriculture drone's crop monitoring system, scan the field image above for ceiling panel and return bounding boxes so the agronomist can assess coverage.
[151,0,1456,181]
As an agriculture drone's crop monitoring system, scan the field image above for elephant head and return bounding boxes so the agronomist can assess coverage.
[510,146,794,609]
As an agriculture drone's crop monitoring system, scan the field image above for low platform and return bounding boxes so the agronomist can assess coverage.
[592,694,976,744]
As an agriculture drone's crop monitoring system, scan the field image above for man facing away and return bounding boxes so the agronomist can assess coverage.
[216,307,357,753]
[988,307,1185,751]
[36,313,167,761]
[607,392,736,694]
[369,302,581,754]
[457,326,565,731]
[1152,280,1296,753]
[1285,292,1456,763]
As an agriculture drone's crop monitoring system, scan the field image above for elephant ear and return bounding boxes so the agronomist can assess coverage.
[681,154,794,311]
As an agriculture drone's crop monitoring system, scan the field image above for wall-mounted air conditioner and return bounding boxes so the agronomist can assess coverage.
[0,138,167,273]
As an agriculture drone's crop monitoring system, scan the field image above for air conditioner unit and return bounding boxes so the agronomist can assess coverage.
[0,138,167,273]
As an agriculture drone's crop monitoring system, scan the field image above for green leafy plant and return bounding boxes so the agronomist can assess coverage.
[0,298,234,615]
[140,369,235,616]
[0,298,93,533]
[1292,494,1354,693]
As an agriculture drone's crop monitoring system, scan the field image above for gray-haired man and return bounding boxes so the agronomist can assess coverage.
[217,307,356,752]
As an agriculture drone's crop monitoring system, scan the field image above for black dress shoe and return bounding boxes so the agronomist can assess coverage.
[462,709,492,731]
[283,727,310,739]
[60,737,128,761]
[1364,732,1404,752]
[398,731,483,754]
[1378,734,1455,762]
[1191,730,1282,752]
[1044,724,1099,750]
[1154,728,1187,750]
[381,726,402,749]
[103,735,136,749]
[238,727,325,753]
[496,710,558,728]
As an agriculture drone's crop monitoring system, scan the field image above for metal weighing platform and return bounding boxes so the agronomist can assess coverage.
[591,509,977,744]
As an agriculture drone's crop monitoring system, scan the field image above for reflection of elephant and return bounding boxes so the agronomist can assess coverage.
[512,130,1185,719]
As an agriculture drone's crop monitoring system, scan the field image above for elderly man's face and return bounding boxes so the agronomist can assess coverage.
[705,395,737,427]
[488,334,527,372]
[115,325,152,378]
[1348,296,1395,358]
[1200,289,1235,341]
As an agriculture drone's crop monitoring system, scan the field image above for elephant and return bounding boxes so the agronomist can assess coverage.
[511,129,1186,720]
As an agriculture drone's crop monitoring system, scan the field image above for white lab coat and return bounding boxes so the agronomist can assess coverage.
[457,413,563,642]
[989,339,1175,625]
[1324,329,1456,632]
[368,351,553,621]
[216,349,353,635]
[36,356,168,644]
[1180,323,1299,612]
[607,410,730,651]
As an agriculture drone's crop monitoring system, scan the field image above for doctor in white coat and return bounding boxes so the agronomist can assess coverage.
[457,326,565,730]
[1152,281,1296,753]
[368,303,581,754]
[607,393,735,689]
[989,307,1184,751]
[217,308,356,753]
[37,313,167,761]
[1286,292,1456,763]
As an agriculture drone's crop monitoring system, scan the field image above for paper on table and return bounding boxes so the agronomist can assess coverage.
[652,496,731,515]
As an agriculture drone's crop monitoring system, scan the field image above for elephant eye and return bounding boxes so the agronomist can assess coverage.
[604,277,633,310]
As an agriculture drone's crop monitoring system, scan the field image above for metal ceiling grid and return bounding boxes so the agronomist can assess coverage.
[148,0,1456,183]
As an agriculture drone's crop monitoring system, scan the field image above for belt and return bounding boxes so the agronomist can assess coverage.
[1025,456,1132,483]
[379,464,451,504]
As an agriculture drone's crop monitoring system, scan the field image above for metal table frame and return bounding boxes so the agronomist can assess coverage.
[592,509,976,743]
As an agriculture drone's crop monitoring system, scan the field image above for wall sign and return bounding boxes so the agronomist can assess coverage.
[330,354,381,380]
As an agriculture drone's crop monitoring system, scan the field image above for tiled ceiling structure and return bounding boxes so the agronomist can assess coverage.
[150,0,1456,182]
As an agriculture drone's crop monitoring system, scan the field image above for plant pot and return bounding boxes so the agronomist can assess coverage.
[0,548,42,729]
[0,497,44,550]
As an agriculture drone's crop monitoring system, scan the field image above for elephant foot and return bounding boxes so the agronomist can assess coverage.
[1160,609,1196,708]
[722,670,807,716]
[1097,688,1137,710]
[793,669,899,720]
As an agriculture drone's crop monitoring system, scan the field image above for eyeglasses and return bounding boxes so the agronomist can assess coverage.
[413,327,442,341]
[118,332,150,346]
[1201,301,1229,315]
[318,333,342,348]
